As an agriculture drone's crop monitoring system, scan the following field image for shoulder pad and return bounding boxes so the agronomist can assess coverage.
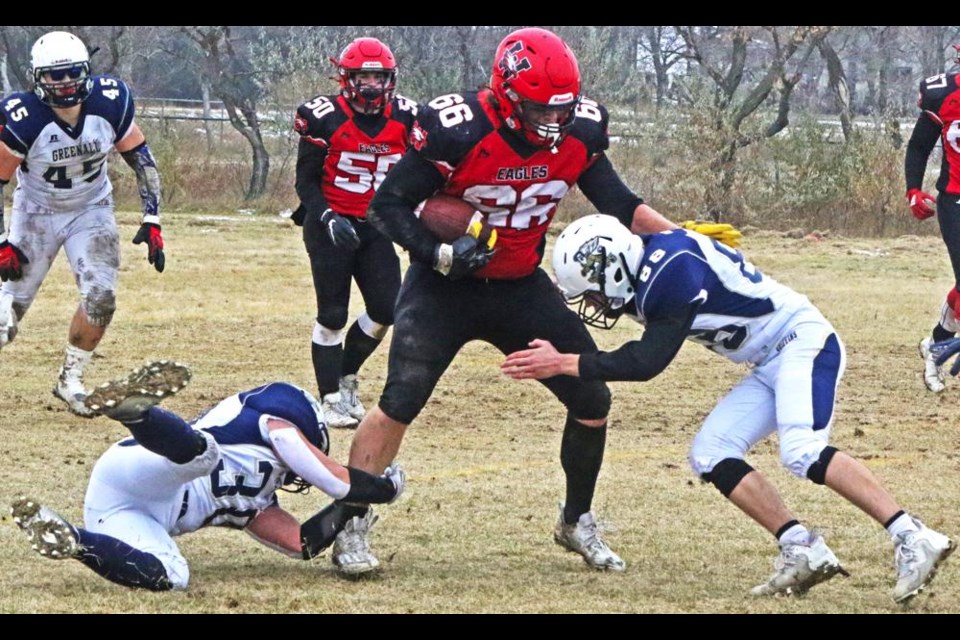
[568,96,610,157]
[0,92,52,153]
[918,73,958,112]
[84,76,135,139]
[414,91,493,165]
[295,94,348,141]
[390,94,419,124]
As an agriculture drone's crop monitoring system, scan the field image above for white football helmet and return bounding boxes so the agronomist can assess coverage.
[552,214,644,328]
[31,31,92,108]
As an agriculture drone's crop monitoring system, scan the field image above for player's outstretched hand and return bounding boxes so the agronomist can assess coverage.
[133,223,165,272]
[931,337,960,376]
[680,220,743,248]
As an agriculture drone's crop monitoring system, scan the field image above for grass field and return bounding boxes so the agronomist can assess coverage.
[0,210,957,614]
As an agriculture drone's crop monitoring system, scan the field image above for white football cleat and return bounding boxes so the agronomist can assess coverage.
[322,391,359,429]
[53,366,94,417]
[11,496,81,560]
[892,519,955,604]
[338,374,366,421]
[332,510,380,576]
[553,504,626,572]
[919,337,946,393]
[751,533,848,596]
[0,292,18,350]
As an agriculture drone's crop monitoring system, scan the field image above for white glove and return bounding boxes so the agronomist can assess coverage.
[384,463,406,503]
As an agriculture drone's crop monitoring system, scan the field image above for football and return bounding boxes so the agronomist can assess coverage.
[416,194,493,245]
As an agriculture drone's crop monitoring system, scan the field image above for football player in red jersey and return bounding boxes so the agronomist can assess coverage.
[908,44,960,393]
[293,37,419,428]
[323,27,685,576]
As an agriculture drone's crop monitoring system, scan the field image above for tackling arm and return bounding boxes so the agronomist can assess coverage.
[246,505,303,558]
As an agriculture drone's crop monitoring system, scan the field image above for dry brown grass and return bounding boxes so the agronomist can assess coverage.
[0,212,957,613]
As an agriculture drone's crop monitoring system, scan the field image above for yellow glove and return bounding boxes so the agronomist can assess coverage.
[680,220,742,249]
[467,219,497,250]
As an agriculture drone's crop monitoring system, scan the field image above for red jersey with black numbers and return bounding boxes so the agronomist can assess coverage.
[294,94,418,217]
[918,72,960,194]
[411,89,610,279]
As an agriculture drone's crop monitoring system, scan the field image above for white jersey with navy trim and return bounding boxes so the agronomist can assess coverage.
[632,229,811,364]
[171,382,327,535]
[0,76,135,211]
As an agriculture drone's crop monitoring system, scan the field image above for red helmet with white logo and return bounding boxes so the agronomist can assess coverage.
[336,37,397,114]
[490,27,581,149]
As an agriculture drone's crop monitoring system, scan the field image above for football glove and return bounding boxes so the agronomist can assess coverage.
[0,240,29,281]
[320,208,360,250]
[383,463,406,504]
[906,188,936,220]
[433,221,496,279]
[680,220,743,248]
[132,223,165,273]
[931,337,960,377]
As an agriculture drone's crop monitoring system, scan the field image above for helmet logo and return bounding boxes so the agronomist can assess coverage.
[498,41,532,81]
[573,237,615,285]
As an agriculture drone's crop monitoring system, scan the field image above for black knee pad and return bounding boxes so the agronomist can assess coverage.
[805,446,838,485]
[565,381,611,421]
[702,458,754,498]
[317,306,348,331]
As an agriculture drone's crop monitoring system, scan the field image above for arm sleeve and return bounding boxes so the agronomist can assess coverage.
[578,302,700,382]
[267,425,350,500]
[120,141,161,225]
[295,137,329,214]
[577,154,644,228]
[368,150,447,265]
[905,114,942,191]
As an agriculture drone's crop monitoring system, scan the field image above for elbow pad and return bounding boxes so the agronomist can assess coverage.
[121,142,161,223]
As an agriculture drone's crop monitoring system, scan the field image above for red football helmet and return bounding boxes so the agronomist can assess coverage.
[335,37,397,114]
[490,27,581,149]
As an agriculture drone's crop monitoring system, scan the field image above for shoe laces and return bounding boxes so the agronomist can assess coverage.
[340,377,359,405]
[340,514,376,553]
[895,532,922,575]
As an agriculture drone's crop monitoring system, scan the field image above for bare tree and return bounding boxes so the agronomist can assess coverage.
[177,26,270,200]
[675,25,831,219]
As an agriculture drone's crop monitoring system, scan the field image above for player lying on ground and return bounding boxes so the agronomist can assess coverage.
[11,361,404,591]
[502,214,955,604]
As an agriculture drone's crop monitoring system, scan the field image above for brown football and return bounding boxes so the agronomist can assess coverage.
[416,194,493,244]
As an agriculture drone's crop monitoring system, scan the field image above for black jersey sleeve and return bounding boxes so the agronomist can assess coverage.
[295,137,329,215]
[577,154,644,227]
[905,113,942,192]
[414,92,495,168]
[368,149,446,265]
[578,301,700,382]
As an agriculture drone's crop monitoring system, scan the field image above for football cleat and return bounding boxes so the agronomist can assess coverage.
[338,374,366,421]
[751,533,848,597]
[85,360,192,422]
[321,391,359,429]
[11,496,81,559]
[553,504,626,572]
[332,510,380,576]
[53,366,94,417]
[919,337,946,393]
[0,292,18,350]
[891,519,955,604]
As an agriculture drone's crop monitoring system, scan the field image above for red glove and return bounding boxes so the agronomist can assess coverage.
[907,188,936,220]
[132,223,165,272]
[0,240,29,281]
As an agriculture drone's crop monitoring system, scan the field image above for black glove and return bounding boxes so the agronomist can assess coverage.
[320,209,360,250]
[433,233,495,280]
[0,240,29,281]
[132,223,165,273]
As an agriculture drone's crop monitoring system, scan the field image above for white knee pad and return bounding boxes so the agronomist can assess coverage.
[779,427,828,479]
[312,322,346,346]
[358,312,388,340]
[688,431,748,477]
